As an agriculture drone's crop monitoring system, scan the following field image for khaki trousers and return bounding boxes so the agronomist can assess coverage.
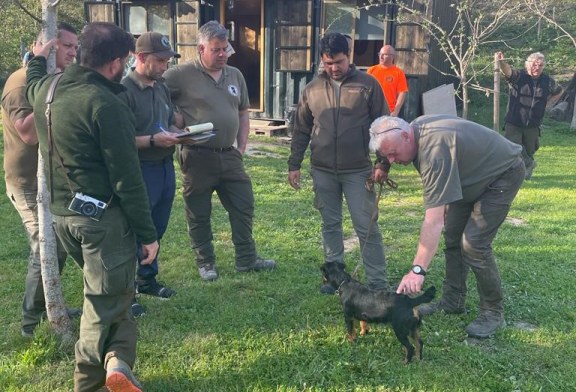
[5,182,68,333]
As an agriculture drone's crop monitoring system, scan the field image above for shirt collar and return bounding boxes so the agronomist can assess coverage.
[126,68,158,90]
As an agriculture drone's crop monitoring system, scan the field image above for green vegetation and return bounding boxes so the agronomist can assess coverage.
[1,1,575,390]
[0,0,84,84]
[1,110,575,390]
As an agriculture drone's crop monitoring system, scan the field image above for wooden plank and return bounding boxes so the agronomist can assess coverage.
[250,124,287,137]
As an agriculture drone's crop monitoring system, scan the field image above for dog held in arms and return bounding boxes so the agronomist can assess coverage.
[320,262,436,363]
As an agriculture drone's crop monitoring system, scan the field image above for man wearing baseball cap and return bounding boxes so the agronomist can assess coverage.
[119,32,184,316]
[135,31,181,59]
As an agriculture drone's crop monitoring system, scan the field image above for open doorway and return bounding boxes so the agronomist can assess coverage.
[221,0,263,111]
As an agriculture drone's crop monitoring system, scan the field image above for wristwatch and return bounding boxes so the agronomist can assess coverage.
[411,265,427,276]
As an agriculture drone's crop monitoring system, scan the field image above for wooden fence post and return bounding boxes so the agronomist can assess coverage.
[494,53,500,132]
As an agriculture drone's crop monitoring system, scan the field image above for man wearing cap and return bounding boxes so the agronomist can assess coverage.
[119,32,184,314]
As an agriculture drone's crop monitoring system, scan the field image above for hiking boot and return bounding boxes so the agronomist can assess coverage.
[418,299,467,316]
[198,264,219,281]
[320,283,336,295]
[105,356,143,392]
[525,160,537,180]
[21,327,34,338]
[131,298,145,318]
[23,306,83,337]
[66,307,83,319]
[137,280,176,299]
[465,311,506,338]
[236,256,276,273]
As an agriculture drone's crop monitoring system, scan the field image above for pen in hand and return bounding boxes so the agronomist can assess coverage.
[157,124,171,134]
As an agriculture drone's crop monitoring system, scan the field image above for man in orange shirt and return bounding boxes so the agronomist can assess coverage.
[367,45,408,117]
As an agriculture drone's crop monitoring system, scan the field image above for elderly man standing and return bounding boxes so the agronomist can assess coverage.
[288,32,390,294]
[164,21,275,282]
[27,22,158,391]
[2,22,79,338]
[496,51,562,180]
[367,45,408,117]
[369,114,525,338]
[119,32,185,316]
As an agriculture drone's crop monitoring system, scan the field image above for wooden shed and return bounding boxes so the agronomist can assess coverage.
[85,0,457,122]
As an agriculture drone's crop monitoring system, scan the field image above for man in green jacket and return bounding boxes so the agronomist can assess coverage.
[27,22,158,392]
[288,32,390,294]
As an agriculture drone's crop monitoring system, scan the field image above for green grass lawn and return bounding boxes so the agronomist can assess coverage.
[0,116,575,391]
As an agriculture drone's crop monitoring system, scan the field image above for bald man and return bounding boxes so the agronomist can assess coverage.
[367,45,408,117]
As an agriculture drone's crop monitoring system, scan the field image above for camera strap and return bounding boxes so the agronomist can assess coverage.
[44,72,114,208]
[45,72,79,201]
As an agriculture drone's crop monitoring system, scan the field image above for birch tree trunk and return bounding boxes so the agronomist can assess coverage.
[571,94,576,129]
[494,53,501,132]
[39,0,74,346]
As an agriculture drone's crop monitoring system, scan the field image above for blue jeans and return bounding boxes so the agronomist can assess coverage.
[136,158,176,283]
[310,167,388,289]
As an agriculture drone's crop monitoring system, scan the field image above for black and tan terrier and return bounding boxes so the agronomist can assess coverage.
[320,262,436,363]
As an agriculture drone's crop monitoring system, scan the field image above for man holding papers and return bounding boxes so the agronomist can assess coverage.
[164,21,276,282]
[119,32,184,315]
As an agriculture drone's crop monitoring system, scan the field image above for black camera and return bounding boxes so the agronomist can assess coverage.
[68,192,107,221]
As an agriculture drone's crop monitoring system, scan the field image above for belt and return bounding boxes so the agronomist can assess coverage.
[140,156,173,166]
[184,145,234,153]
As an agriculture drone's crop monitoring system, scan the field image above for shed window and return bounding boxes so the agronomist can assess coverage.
[322,0,393,68]
[84,0,117,24]
[123,3,171,36]
[275,0,313,72]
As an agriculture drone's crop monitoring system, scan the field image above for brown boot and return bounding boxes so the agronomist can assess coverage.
[465,311,506,338]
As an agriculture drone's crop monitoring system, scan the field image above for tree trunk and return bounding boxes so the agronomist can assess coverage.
[39,0,74,346]
[572,94,576,129]
[494,53,501,132]
[461,80,469,119]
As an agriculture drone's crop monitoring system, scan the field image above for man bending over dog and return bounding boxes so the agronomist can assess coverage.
[288,32,390,294]
[369,115,524,338]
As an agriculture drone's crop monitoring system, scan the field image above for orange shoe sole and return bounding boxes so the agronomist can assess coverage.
[105,371,143,392]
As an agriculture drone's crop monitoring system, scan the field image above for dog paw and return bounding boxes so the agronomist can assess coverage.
[359,320,370,336]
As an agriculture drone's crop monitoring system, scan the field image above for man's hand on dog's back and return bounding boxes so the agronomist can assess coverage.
[396,272,425,295]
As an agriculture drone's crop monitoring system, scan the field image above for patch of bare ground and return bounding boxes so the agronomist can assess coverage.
[505,217,527,226]
[244,141,283,158]
[343,235,359,252]
[511,321,538,332]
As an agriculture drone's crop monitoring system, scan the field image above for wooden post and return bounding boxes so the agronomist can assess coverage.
[40,0,74,346]
[572,94,576,129]
[494,53,500,132]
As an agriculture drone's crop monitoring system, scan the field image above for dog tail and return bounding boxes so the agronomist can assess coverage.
[409,286,436,307]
